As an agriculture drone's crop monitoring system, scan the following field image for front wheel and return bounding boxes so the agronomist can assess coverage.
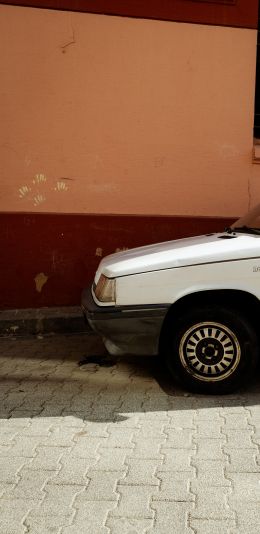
[165,306,258,394]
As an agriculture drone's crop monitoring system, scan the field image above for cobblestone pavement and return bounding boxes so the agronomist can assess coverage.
[0,333,260,534]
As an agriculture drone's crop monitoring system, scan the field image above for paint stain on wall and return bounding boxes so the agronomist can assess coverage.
[54,181,68,192]
[95,247,103,257]
[9,325,19,333]
[34,272,49,293]
[19,185,31,198]
[33,194,46,206]
[18,174,70,207]
[33,173,47,184]
[115,247,128,253]
[60,25,76,54]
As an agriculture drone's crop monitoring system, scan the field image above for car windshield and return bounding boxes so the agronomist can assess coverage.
[231,204,260,234]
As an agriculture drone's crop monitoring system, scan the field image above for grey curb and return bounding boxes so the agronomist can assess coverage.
[0,306,92,337]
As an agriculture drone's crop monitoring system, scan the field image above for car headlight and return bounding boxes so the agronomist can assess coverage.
[94,274,116,303]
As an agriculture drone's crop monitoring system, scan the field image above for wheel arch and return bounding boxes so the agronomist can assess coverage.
[159,289,260,353]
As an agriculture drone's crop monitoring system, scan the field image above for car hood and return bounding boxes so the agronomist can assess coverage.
[95,232,260,280]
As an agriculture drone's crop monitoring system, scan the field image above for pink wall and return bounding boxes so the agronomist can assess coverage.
[0,4,258,218]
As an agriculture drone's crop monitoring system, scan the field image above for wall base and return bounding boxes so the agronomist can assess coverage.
[0,212,235,309]
[0,306,90,337]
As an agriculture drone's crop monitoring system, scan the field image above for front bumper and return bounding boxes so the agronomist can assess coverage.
[81,285,169,356]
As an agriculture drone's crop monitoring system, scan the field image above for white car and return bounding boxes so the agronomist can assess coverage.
[82,205,260,394]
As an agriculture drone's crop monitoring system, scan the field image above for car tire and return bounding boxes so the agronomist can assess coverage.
[165,305,258,394]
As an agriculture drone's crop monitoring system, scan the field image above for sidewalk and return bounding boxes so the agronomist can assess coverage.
[0,333,260,533]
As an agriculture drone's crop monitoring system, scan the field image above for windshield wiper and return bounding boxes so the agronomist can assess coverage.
[231,226,260,235]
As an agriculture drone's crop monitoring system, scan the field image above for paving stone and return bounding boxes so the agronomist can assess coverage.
[0,483,16,498]
[19,419,53,437]
[39,426,79,447]
[130,437,165,459]
[120,458,161,486]
[56,382,83,397]
[190,487,235,519]
[133,421,166,438]
[95,391,124,406]
[159,448,194,472]
[194,419,224,438]
[0,417,31,430]
[222,414,250,429]
[33,384,61,396]
[82,422,109,437]
[219,404,248,414]
[5,469,57,500]
[225,449,260,473]
[167,398,196,411]
[109,413,141,429]
[106,517,154,534]
[110,486,157,518]
[163,428,195,449]
[44,455,91,486]
[68,398,95,411]
[28,483,83,520]
[223,429,257,449]
[94,447,133,471]
[0,443,16,456]
[25,514,74,533]
[166,412,195,429]
[248,414,260,429]
[102,428,135,449]
[0,498,38,533]
[145,382,169,395]
[61,409,92,421]
[10,407,45,417]
[120,394,147,412]
[88,404,122,421]
[191,459,230,488]
[2,392,27,408]
[195,438,226,460]
[0,429,18,446]
[227,472,260,502]
[71,436,105,458]
[26,446,65,471]
[60,415,87,428]
[190,519,237,534]
[20,394,54,409]
[76,470,123,501]
[63,501,117,533]
[142,400,171,413]
[154,472,195,501]
[149,501,194,533]
[0,457,30,483]
[195,408,222,420]
[62,524,109,534]
[39,406,65,417]
[23,523,62,534]
[0,381,21,394]
[230,502,260,533]
[138,411,170,422]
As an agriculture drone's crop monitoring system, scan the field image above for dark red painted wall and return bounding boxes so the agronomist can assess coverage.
[0,0,258,28]
[0,213,235,309]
